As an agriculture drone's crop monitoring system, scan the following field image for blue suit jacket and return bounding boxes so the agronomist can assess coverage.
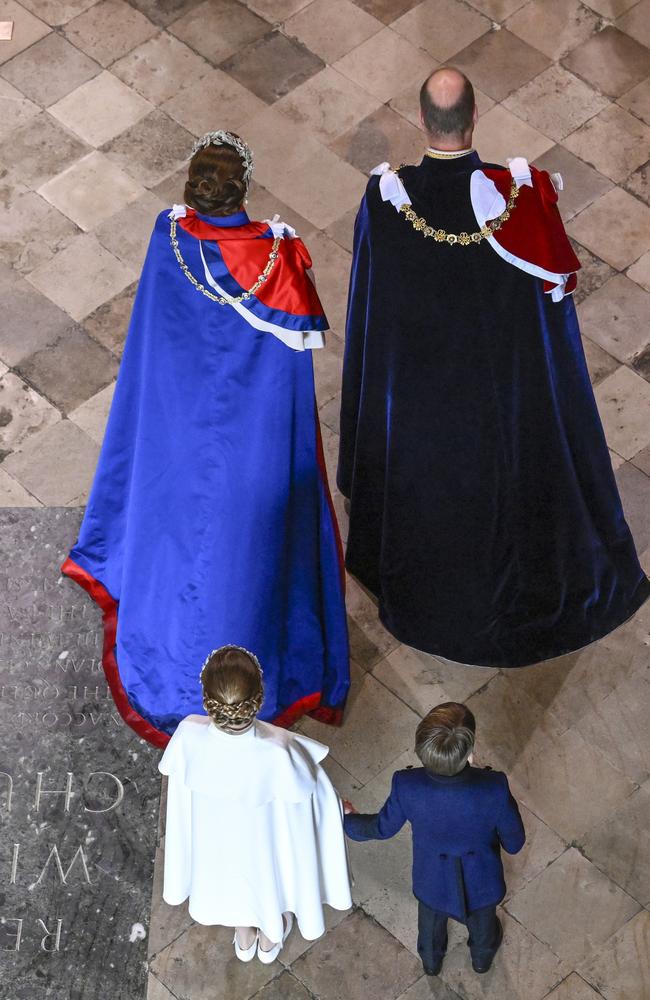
[345,765,525,920]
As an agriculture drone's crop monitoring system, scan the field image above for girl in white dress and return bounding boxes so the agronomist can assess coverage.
[158,645,353,962]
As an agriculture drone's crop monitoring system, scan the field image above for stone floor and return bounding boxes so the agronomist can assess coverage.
[1,0,650,998]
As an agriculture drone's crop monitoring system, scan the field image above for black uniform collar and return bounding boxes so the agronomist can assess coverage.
[416,150,482,174]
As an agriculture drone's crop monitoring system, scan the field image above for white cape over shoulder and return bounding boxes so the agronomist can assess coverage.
[159,715,353,942]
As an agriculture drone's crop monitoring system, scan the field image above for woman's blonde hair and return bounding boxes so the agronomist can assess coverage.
[201,645,263,727]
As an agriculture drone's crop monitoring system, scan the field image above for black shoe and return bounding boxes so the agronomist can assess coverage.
[471,918,503,974]
[423,960,443,976]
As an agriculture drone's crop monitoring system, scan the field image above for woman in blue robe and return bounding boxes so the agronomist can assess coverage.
[63,131,349,747]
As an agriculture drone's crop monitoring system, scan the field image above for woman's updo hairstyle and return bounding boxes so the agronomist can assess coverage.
[200,645,264,727]
[184,140,247,217]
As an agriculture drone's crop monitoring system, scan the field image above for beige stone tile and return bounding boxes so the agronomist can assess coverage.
[0,111,90,189]
[18,0,98,25]
[312,334,343,404]
[49,70,154,147]
[278,902,349,966]
[594,365,650,459]
[578,275,650,363]
[507,0,599,61]
[502,804,566,901]
[0,78,40,140]
[0,372,60,459]
[506,848,640,965]
[245,181,315,242]
[625,161,650,207]
[575,672,650,782]
[609,448,626,470]
[0,1,50,65]
[333,27,434,105]
[618,75,650,128]
[257,971,324,1000]
[617,0,650,48]
[162,66,264,137]
[536,146,613,222]
[0,32,100,108]
[504,65,608,143]
[306,232,352,335]
[0,183,78,276]
[300,662,420,784]
[276,67,381,144]
[146,973,176,1000]
[632,441,650,476]
[27,234,136,321]
[374,645,497,717]
[112,31,209,106]
[473,104,554,166]
[615,460,650,552]
[68,382,115,445]
[148,845,194,960]
[331,104,425,174]
[543,974,604,1000]
[63,0,158,67]
[581,336,620,386]
[263,144,366,230]
[570,186,650,271]
[345,575,400,670]
[579,909,650,1000]
[2,419,99,505]
[393,0,490,62]
[246,0,310,18]
[441,909,565,1000]
[285,0,382,63]
[82,281,137,357]
[465,0,528,17]
[102,109,194,188]
[452,27,552,102]
[582,0,638,16]
[563,25,650,99]
[38,151,145,231]
[225,105,322,191]
[565,104,650,184]
[393,975,463,1000]
[0,468,42,506]
[95,190,165,269]
[169,0,269,66]
[582,785,650,906]
[325,206,358,253]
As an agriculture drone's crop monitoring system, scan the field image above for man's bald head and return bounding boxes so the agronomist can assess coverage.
[419,68,476,146]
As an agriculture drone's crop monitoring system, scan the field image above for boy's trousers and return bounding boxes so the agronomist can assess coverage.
[417,901,499,969]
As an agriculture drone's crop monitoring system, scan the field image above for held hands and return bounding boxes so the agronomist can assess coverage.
[342,799,358,815]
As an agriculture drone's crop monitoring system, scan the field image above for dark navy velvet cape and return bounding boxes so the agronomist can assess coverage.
[338,152,650,668]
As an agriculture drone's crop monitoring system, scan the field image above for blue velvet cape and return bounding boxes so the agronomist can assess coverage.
[338,153,649,667]
[64,209,349,745]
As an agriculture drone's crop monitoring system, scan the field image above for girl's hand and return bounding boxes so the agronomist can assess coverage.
[343,799,357,815]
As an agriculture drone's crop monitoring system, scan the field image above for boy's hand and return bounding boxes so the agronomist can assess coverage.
[343,799,357,815]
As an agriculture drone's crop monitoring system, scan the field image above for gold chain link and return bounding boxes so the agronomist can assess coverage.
[170,218,282,304]
[397,174,519,246]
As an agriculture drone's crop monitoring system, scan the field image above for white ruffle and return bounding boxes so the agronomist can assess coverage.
[263,213,297,238]
[169,203,187,220]
[550,172,563,193]
[370,161,411,209]
[506,156,533,189]
[469,171,506,226]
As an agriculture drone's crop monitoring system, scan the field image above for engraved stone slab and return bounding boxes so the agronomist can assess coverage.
[0,508,160,1000]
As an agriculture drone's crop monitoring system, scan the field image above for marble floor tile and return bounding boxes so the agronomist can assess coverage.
[0,1,51,65]
[147,846,194,960]
[465,0,528,17]
[150,922,278,1000]
[63,0,158,67]
[262,143,366,229]
[0,183,78,275]
[501,804,566,902]
[581,0,638,17]
[0,32,100,107]
[0,111,90,189]
[0,468,41,506]
[440,909,565,1000]
[253,970,315,1000]
[506,0,599,61]
[239,106,323,189]
[397,976,464,1000]
[331,104,425,175]
[146,973,177,1000]
[0,77,40,141]
[624,160,650,206]
[633,344,650,384]
[300,663,420,784]
[95,190,165,269]
[38,150,145,231]
[284,0,382,64]
[49,71,154,147]
[578,274,650,362]
[169,0,270,66]
[245,0,313,21]
[312,334,343,403]
[504,65,608,143]
[82,281,137,357]
[594,365,650,459]
[351,0,422,23]
[392,0,490,62]
[564,104,650,185]
[0,372,60,460]
[16,322,119,415]
[112,31,210,106]
[278,901,350,966]
[221,30,325,104]
[102,109,194,187]
[325,206,357,253]
[363,877,419,956]
[632,440,650,475]
[627,249,650,292]
[0,261,74,366]
[162,66,265,137]
[568,188,650,270]
[562,25,650,100]
[374,645,497,717]
[18,0,98,25]
[68,382,116,445]
[579,909,650,1000]
[472,104,554,166]
[306,232,352,333]
[543,974,604,1000]
[2,419,100,505]
[127,0,204,28]
[452,28,551,102]
[245,181,315,241]
[581,336,619,386]
[276,67,381,144]
[618,75,650,128]
[318,392,340,435]
[582,785,650,906]
[506,848,640,965]
[617,0,650,48]
[333,27,434,105]
[291,910,422,1000]
[345,575,401,670]
[570,240,616,306]
[615,461,650,552]
[575,671,650,782]
[535,147,613,222]
[27,234,136,321]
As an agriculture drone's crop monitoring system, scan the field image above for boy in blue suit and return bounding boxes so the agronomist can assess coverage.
[344,702,525,976]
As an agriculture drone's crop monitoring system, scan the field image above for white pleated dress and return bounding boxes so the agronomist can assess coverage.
[159,715,353,943]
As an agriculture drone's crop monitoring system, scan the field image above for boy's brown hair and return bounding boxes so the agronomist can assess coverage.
[415,702,476,776]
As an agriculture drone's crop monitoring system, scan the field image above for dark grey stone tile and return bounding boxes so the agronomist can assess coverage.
[330,104,423,175]
[570,239,616,306]
[0,262,73,367]
[220,30,325,104]
[82,281,138,358]
[0,111,90,189]
[535,145,613,222]
[102,109,194,188]
[0,32,100,107]
[615,460,650,553]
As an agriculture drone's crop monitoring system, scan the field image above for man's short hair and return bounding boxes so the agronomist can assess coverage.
[419,72,475,138]
[415,702,476,776]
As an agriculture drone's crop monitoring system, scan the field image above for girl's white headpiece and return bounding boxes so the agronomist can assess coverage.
[190,130,254,185]
[199,644,263,681]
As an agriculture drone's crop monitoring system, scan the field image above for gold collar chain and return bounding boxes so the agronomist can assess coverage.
[170,218,281,304]
[425,148,474,160]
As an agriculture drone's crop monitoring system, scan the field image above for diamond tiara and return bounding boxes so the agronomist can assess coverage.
[190,130,254,185]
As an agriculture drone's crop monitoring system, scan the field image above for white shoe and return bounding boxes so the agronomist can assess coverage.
[257,914,294,965]
[233,930,258,962]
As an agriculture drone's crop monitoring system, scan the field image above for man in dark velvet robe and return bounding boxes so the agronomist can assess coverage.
[337,68,649,668]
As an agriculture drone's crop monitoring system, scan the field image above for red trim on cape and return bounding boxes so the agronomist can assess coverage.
[61,557,345,747]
